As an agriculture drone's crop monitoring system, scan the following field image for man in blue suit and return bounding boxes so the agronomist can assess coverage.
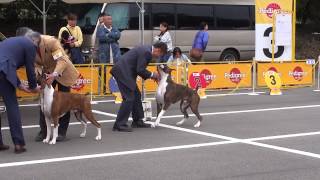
[0,32,40,153]
[110,42,167,132]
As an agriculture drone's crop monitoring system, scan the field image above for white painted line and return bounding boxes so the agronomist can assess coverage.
[0,141,235,168]
[92,110,117,117]
[247,131,320,142]
[91,100,115,103]
[158,123,320,160]
[149,104,320,120]
[1,119,115,130]
[206,92,266,97]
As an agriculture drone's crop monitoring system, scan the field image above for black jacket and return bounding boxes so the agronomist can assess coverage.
[111,45,153,91]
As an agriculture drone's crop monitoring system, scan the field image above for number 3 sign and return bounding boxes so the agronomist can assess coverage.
[265,71,282,95]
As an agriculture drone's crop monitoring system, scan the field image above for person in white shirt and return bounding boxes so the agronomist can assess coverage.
[153,22,173,62]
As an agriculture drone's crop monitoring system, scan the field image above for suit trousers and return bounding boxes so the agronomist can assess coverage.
[39,80,71,136]
[113,79,144,127]
[0,72,25,145]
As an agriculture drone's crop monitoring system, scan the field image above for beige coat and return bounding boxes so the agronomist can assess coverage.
[35,35,79,87]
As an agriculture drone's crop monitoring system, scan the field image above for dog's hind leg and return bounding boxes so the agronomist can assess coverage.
[75,111,87,138]
[152,103,170,128]
[176,100,190,126]
[82,105,102,141]
[43,116,51,144]
[190,101,203,128]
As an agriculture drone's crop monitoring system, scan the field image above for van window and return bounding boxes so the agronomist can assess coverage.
[215,5,251,30]
[177,5,214,30]
[151,4,175,29]
[105,3,130,30]
[128,3,150,30]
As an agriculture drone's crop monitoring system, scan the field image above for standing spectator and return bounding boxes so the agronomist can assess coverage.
[58,13,84,64]
[96,13,121,64]
[153,22,173,62]
[0,33,41,154]
[190,22,209,61]
[167,47,191,85]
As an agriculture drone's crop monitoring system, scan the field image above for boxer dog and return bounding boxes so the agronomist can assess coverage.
[38,72,101,144]
[152,64,202,128]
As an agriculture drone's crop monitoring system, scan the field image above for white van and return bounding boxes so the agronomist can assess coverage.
[78,0,255,61]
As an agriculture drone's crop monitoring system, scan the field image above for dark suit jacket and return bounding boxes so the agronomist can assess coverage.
[0,37,37,89]
[110,45,153,91]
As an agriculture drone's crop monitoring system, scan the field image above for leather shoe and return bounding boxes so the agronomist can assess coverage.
[14,145,26,154]
[131,120,151,128]
[0,144,9,151]
[113,125,132,132]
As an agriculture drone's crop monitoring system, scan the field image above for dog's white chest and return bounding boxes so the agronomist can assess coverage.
[156,75,168,104]
[41,86,54,116]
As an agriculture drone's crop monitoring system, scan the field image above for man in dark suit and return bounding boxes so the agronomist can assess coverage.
[110,42,167,132]
[0,33,41,153]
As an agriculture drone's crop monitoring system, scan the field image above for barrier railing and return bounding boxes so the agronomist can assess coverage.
[13,59,316,101]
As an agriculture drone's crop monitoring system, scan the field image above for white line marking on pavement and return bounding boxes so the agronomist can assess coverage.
[1,119,115,130]
[151,104,320,119]
[92,110,117,117]
[206,92,266,97]
[247,131,320,142]
[158,123,320,160]
[0,141,235,168]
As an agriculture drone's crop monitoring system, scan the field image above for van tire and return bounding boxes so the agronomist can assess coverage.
[220,49,239,61]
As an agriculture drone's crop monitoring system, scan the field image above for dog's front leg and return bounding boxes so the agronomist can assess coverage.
[43,116,51,144]
[152,103,170,128]
[49,119,59,145]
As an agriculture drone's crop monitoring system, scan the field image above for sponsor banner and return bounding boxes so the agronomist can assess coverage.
[256,0,292,24]
[188,64,252,89]
[257,62,313,86]
[16,67,100,97]
[255,0,293,61]
[70,67,100,94]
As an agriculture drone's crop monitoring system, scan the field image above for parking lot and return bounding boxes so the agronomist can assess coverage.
[1,87,320,180]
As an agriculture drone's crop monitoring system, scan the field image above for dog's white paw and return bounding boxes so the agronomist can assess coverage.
[151,122,158,128]
[49,140,56,145]
[176,119,186,126]
[95,135,102,141]
[194,121,201,128]
[43,139,50,144]
[80,133,86,138]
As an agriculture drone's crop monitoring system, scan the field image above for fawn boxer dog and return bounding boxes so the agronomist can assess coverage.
[152,64,203,128]
[38,72,101,144]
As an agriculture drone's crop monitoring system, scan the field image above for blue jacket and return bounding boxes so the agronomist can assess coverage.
[96,25,121,63]
[110,45,152,91]
[0,37,37,89]
[192,30,209,52]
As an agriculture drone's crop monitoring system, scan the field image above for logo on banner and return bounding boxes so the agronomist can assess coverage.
[259,3,281,18]
[225,68,245,84]
[289,66,307,81]
[189,69,215,89]
[71,74,92,91]
[263,67,282,77]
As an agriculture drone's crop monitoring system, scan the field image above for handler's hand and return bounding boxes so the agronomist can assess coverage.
[45,73,56,85]
[18,83,31,93]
